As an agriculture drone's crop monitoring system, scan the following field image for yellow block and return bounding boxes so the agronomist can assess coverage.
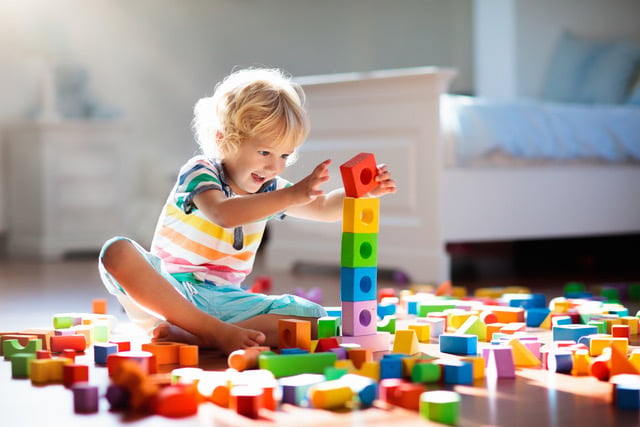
[308,380,354,409]
[571,349,591,376]
[508,339,541,367]
[393,329,420,355]
[408,323,431,343]
[461,356,485,380]
[342,197,380,233]
[629,349,640,371]
[619,317,639,336]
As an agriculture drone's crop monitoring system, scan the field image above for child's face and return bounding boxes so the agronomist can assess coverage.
[222,136,296,195]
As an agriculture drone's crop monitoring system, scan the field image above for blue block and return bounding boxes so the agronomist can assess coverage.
[340,267,377,301]
[552,324,598,342]
[506,293,546,309]
[549,351,573,374]
[616,383,640,410]
[280,348,309,355]
[325,306,342,318]
[526,307,551,327]
[94,342,118,364]
[407,300,418,315]
[439,334,477,356]
[377,301,396,319]
[440,360,473,385]
[609,307,629,317]
[380,354,404,379]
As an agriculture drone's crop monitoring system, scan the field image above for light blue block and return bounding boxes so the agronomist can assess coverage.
[552,324,598,342]
[340,267,377,302]
[439,333,477,356]
[377,301,396,318]
[93,342,118,364]
[526,307,551,327]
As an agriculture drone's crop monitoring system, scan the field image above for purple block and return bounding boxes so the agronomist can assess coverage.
[341,300,377,336]
[484,346,515,378]
[72,383,99,414]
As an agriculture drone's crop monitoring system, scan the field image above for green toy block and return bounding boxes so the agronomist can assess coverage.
[324,366,349,381]
[456,315,486,342]
[3,338,42,360]
[588,320,606,334]
[412,362,441,383]
[11,353,36,379]
[92,324,110,342]
[377,315,396,333]
[600,288,619,303]
[53,315,74,329]
[418,302,456,317]
[258,351,337,378]
[420,390,461,426]
[563,281,585,295]
[317,316,340,339]
[629,283,640,301]
[341,232,378,267]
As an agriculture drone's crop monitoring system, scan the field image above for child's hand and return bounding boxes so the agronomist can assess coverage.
[291,159,332,205]
[369,163,397,197]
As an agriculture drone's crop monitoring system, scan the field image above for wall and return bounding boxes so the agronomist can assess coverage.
[0,0,472,242]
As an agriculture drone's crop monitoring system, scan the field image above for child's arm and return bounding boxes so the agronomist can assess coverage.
[192,160,333,228]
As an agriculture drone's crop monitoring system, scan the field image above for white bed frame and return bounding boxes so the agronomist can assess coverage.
[264,67,640,283]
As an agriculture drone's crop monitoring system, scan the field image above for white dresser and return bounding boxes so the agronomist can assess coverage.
[4,121,131,259]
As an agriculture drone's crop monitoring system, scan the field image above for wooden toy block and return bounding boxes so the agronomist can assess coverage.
[94,342,119,364]
[92,298,107,314]
[308,379,355,409]
[227,346,271,372]
[338,331,390,352]
[63,364,89,388]
[552,324,599,342]
[612,324,631,339]
[141,341,182,365]
[18,329,55,350]
[72,383,100,414]
[341,300,377,336]
[380,354,403,379]
[196,371,231,407]
[440,333,477,356]
[448,310,474,330]
[73,326,93,346]
[179,345,199,366]
[1,334,39,356]
[348,348,373,369]
[3,338,42,360]
[629,349,640,371]
[411,361,441,383]
[109,339,131,352]
[92,322,110,343]
[358,360,381,381]
[29,357,72,385]
[339,152,378,198]
[418,302,456,317]
[508,338,541,367]
[437,359,473,385]
[342,196,380,233]
[614,382,640,410]
[483,347,516,378]
[377,315,396,333]
[341,373,377,407]
[105,384,130,410]
[258,351,337,378]
[280,373,325,405]
[377,299,397,318]
[278,319,311,351]
[461,356,486,380]
[50,334,86,353]
[156,384,200,418]
[455,315,486,342]
[590,348,612,381]
[317,316,340,339]
[408,323,431,343]
[11,353,36,378]
[479,310,498,324]
[341,232,378,268]
[546,350,573,374]
[427,312,449,332]
[499,322,526,335]
[551,315,572,326]
[53,314,76,329]
[420,390,461,426]
[417,317,445,338]
[340,267,377,301]
[571,349,591,376]
[379,378,405,406]
[485,323,507,341]
[110,360,160,411]
[525,307,551,327]
[229,385,264,419]
[36,350,51,359]
[315,337,340,352]
[481,305,526,324]
[610,343,640,377]
[397,382,426,411]
[590,336,627,357]
[392,329,420,355]
[107,350,158,377]
[62,349,77,362]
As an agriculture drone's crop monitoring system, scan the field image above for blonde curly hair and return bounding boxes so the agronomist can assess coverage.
[192,68,310,163]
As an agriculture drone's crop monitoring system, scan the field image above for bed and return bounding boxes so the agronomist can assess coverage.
[264,65,640,283]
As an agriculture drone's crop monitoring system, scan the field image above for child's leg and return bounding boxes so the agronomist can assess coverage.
[101,239,265,354]
[235,314,320,348]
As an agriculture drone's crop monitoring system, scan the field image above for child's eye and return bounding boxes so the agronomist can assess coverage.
[281,153,290,160]
[258,151,270,156]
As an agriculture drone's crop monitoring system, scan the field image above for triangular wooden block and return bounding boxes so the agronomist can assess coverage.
[610,344,640,377]
[393,329,420,355]
[539,313,553,330]
[456,315,486,342]
[508,338,541,367]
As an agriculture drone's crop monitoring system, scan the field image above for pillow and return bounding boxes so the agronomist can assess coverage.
[540,31,640,104]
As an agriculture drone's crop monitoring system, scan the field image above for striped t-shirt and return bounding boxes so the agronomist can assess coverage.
[150,155,290,287]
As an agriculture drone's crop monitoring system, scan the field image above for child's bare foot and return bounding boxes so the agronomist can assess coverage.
[152,321,266,355]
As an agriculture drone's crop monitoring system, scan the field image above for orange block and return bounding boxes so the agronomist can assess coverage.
[142,342,182,365]
[278,319,311,351]
[179,345,199,367]
[481,306,525,324]
[339,152,378,198]
[156,384,199,418]
[227,346,271,371]
[50,334,87,353]
[107,350,158,377]
[610,344,640,377]
[62,364,89,388]
[348,348,373,369]
[92,298,107,314]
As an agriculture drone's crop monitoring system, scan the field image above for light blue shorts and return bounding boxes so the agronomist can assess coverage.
[98,237,326,333]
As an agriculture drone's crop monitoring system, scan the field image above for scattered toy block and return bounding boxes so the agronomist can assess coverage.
[342,196,380,233]
[500,322,526,335]
[440,333,477,356]
[619,316,639,335]
[63,364,89,388]
[377,315,396,333]
[379,378,404,406]
[94,342,119,364]
[196,371,231,407]
[109,339,131,352]
[338,332,391,353]
[278,319,311,352]
[72,383,99,414]
[308,379,355,409]
[408,323,431,343]
[393,329,420,355]
[397,382,426,411]
[411,361,441,383]
[348,348,373,370]
[157,384,200,418]
[280,373,325,406]
[420,390,461,426]
[229,385,264,418]
[179,345,199,366]
[508,338,541,367]
[341,232,378,268]
[258,351,337,378]
[11,353,36,378]
[526,307,551,327]
[455,315,486,342]
[110,360,159,411]
[572,349,591,376]
[482,306,525,324]
[341,300,377,336]
[610,343,640,377]
[316,337,340,353]
[438,359,473,385]
[377,300,397,319]
[484,347,516,378]
[418,302,456,317]
[30,357,72,385]
[3,338,42,360]
[107,351,158,377]
[227,346,271,372]
[141,342,182,365]
[339,152,378,198]
[380,355,403,380]
[92,298,107,314]
[1,334,39,356]
[340,267,377,302]
[317,316,340,339]
[553,324,599,343]
[341,373,377,407]
[614,382,640,410]
[50,334,86,353]
[612,325,631,339]
[461,355,486,380]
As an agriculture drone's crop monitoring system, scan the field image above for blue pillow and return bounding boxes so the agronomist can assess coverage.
[540,31,640,104]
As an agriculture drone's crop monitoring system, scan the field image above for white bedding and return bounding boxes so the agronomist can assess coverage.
[441,94,640,167]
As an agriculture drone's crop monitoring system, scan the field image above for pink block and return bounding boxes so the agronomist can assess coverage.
[341,300,377,336]
[338,332,391,352]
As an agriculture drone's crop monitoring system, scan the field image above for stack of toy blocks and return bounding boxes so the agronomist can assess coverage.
[338,153,390,351]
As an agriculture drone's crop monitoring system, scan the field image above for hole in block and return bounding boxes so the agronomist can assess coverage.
[282,329,292,346]
[359,241,373,259]
[360,275,372,294]
[359,309,372,327]
[359,168,373,186]
[360,207,374,226]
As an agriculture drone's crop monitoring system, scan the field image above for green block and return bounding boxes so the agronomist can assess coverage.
[93,324,110,342]
[564,281,585,294]
[377,315,396,333]
[420,390,461,426]
[341,232,377,267]
[258,351,337,378]
[53,315,73,329]
[418,302,456,317]
[629,283,640,301]
[324,366,348,381]
[317,316,340,339]
[600,288,619,303]
[412,362,441,383]
[3,339,42,360]
[588,320,606,334]
[11,353,36,379]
